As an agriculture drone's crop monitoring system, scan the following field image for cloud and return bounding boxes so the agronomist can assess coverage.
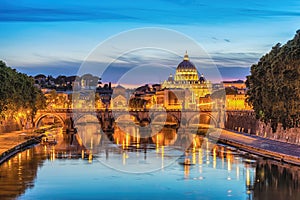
[2,0,299,24]
[0,7,136,22]
[210,52,262,67]
[14,60,82,76]
[90,50,260,76]
[210,37,231,43]
[239,8,300,18]
[111,51,179,66]
[12,54,253,84]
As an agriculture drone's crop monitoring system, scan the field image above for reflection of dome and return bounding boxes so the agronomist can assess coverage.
[175,51,199,82]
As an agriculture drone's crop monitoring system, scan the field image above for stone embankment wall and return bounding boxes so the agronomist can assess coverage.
[0,136,41,164]
[225,111,300,145]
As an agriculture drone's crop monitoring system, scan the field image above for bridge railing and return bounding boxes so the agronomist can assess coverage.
[38,108,220,113]
[39,107,254,113]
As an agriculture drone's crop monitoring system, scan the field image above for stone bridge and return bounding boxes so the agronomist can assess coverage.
[34,108,228,131]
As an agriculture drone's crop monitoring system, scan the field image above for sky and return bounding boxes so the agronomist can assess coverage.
[1,0,300,84]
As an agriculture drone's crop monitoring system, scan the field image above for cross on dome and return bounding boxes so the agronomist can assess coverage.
[183,51,189,61]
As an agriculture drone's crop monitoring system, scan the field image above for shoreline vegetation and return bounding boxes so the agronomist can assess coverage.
[0,61,46,132]
[246,30,300,131]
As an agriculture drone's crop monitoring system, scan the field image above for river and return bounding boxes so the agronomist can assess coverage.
[0,126,300,200]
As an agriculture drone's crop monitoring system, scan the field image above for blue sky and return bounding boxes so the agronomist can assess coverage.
[1,0,300,83]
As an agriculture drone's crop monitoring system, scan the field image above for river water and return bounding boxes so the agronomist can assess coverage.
[0,126,300,200]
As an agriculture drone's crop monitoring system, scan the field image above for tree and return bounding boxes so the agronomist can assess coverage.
[0,61,46,124]
[246,30,300,131]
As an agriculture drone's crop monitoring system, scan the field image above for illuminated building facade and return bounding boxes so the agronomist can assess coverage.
[226,94,252,110]
[222,80,252,110]
[160,52,212,109]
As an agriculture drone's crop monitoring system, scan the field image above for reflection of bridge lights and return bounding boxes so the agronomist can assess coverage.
[122,140,125,149]
[221,147,225,169]
[88,153,93,163]
[184,159,190,179]
[227,150,232,171]
[156,135,160,151]
[199,166,203,174]
[236,166,240,180]
[50,147,55,161]
[161,146,164,169]
[245,167,254,197]
[198,148,203,165]
[18,153,22,164]
[213,147,217,169]
[206,140,210,165]
[192,148,196,165]
[26,149,30,158]
[228,158,231,172]
[122,152,126,165]
[81,150,84,159]
[246,168,250,186]
[125,134,129,147]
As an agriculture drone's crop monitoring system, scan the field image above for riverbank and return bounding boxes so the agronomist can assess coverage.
[0,130,42,164]
[209,129,300,166]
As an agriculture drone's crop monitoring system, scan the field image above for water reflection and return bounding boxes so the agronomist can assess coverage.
[0,128,85,200]
[253,160,300,200]
[0,126,300,199]
[0,148,40,200]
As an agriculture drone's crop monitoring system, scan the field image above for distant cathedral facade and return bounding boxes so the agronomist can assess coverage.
[159,52,212,109]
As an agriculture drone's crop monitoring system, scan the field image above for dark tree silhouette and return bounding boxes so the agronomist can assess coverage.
[246,30,300,131]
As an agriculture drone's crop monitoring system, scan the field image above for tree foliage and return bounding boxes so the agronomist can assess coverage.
[0,61,45,121]
[246,30,300,131]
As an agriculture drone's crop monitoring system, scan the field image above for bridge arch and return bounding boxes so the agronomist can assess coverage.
[114,114,137,124]
[73,114,102,149]
[113,114,139,134]
[35,113,65,128]
[73,113,100,125]
[187,112,218,128]
[151,113,180,126]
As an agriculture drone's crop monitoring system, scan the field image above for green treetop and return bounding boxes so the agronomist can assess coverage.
[0,61,46,123]
[246,30,300,131]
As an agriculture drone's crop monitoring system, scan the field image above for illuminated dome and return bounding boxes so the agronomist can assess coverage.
[175,51,199,82]
[177,53,196,70]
